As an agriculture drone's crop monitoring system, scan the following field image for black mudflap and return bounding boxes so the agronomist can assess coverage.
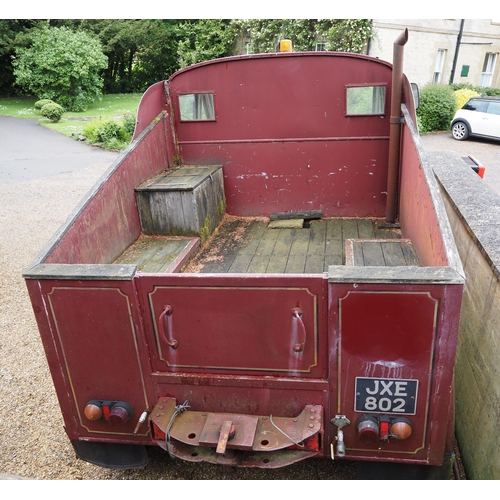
[71,440,149,469]
[357,453,455,480]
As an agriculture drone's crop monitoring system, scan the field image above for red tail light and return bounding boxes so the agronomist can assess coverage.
[109,404,132,425]
[356,416,379,442]
[356,415,413,442]
[84,400,133,425]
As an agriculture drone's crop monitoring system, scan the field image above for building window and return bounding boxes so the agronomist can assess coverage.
[315,43,327,52]
[433,49,446,83]
[480,53,498,87]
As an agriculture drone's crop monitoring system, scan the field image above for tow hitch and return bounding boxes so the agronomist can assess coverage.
[150,398,323,468]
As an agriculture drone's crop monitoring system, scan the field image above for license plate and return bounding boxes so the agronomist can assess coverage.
[355,377,418,415]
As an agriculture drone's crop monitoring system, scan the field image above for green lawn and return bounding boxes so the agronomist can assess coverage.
[0,93,142,139]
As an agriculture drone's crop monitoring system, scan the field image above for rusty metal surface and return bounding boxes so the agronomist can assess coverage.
[150,398,323,466]
[160,441,319,469]
[201,414,257,451]
[385,28,408,223]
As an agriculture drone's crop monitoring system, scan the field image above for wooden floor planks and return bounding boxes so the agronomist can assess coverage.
[184,217,418,274]
[114,236,197,273]
[114,218,419,274]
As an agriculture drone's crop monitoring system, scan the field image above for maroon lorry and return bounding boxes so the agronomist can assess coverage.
[24,31,464,478]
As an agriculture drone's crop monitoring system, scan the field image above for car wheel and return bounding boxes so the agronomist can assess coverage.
[451,121,469,141]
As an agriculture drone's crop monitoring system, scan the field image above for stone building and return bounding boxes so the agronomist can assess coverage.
[368,19,500,88]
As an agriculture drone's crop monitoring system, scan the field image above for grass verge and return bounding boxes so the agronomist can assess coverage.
[0,93,142,148]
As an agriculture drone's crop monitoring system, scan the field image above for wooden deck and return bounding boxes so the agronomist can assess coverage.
[185,217,418,274]
[114,236,199,273]
[114,217,419,274]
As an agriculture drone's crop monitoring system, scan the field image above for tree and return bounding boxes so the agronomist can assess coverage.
[0,19,42,95]
[13,25,108,111]
[173,19,374,68]
[131,20,181,91]
[176,19,240,68]
[71,19,146,93]
[243,19,373,54]
[64,19,183,93]
[4,19,375,100]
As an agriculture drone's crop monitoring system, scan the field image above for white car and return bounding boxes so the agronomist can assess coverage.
[451,96,500,141]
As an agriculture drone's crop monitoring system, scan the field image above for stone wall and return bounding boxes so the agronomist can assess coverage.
[431,150,500,479]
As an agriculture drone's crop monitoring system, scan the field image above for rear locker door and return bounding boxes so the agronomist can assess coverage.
[329,280,462,463]
[137,274,327,378]
[25,276,152,440]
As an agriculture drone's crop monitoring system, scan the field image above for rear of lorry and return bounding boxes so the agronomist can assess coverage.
[24,46,464,477]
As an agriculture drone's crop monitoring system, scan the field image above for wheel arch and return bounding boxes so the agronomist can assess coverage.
[451,118,471,131]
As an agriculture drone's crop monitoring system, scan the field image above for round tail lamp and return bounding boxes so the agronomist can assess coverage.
[390,418,413,440]
[356,416,379,442]
[84,400,133,425]
[109,403,133,425]
[84,403,103,421]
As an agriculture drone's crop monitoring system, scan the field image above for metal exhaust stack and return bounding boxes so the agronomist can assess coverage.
[385,28,408,225]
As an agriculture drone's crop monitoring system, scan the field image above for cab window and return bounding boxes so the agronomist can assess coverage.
[346,85,386,116]
[179,93,215,121]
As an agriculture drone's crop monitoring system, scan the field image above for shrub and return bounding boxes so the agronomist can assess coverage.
[34,99,54,110]
[123,114,136,137]
[449,82,475,92]
[453,88,481,110]
[450,82,500,97]
[417,84,457,133]
[83,117,133,150]
[476,86,500,97]
[40,102,64,122]
[13,26,107,112]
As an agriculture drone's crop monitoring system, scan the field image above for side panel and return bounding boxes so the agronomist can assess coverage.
[132,81,165,140]
[25,279,154,444]
[43,117,170,265]
[399,113,448,267]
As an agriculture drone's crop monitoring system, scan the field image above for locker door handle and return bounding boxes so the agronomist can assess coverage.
[292,307,306,352]
[159,304,178,349]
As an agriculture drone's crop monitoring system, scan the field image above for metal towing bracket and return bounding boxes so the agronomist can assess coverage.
[149,398,323,468]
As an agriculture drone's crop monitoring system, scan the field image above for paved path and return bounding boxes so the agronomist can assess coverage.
[0,117,119,183]
[420,131,500,198]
